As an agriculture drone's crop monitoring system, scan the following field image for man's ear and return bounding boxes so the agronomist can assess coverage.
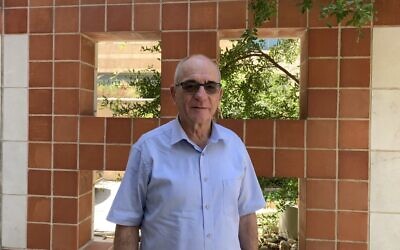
[170,86,176,101]
[219,88,224,101]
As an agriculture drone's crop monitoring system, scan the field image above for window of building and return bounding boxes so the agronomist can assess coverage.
[96,40,161,118]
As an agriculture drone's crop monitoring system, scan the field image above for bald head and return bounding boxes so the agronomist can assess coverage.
[174,54,221,85]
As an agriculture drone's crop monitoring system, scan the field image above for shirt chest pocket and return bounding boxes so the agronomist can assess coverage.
[222,178,242,215]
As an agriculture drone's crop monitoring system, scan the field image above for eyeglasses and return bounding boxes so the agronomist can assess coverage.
[175,80,221,95]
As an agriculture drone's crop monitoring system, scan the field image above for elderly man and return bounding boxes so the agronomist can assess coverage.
[107,54,265,250]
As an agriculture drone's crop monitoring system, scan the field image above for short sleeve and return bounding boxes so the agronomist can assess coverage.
[107,145,151,226]
[237,151,265,216]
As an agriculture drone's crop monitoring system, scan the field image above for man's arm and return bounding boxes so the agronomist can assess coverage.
[113,225,140,250]
[239,213,258,250]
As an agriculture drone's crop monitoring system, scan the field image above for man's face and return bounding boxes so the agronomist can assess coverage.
[171,57,223,127]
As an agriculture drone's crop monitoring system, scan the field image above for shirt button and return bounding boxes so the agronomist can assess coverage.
[201,152,205,156]
[206,233,211,238]
[205,204,209,209]
[204,177,208,182]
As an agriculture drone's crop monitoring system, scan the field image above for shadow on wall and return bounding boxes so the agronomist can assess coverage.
[95,187,111,205]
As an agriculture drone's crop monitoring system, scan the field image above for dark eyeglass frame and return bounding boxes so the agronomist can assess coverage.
[175,80,222,94]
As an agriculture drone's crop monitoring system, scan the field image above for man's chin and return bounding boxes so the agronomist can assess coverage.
[189,115,212,125]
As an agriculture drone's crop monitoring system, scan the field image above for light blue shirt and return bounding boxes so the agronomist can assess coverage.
[107,118,265,250]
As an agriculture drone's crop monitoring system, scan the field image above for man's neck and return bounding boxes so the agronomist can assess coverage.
[179,117,212,149]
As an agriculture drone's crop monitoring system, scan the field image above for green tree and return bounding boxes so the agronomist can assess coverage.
[100,36,300,119]
[100,69,160,118]
[99,43,161,118]
[251,0,374,33]
[219,34,300,119]
[258,177,299,212]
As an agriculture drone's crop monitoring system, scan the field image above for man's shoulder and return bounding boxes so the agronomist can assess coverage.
[214,122,244,144]
[134,120,174,147]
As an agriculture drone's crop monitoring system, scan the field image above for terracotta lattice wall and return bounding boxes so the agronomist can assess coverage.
[1,0,400,249]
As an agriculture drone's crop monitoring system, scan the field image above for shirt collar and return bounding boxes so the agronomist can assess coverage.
[170,118,224,146]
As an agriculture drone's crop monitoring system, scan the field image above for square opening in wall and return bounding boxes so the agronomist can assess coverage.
[92,171,124,243]
[218,29,307,120]
[96,40,161,118]
[257,177,300,249]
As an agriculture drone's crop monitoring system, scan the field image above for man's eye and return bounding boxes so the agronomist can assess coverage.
[181,82,198,90]
[205,83,217,88]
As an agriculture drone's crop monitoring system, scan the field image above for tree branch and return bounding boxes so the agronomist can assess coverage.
[256,49,299,85]
[223,51,300,85]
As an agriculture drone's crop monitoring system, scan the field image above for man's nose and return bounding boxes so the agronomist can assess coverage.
[193,85,208,98]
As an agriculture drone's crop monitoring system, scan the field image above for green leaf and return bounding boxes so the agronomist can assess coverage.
[249,0,277,28]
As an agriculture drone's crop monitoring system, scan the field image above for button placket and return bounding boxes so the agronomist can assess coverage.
[200,150,213,247]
